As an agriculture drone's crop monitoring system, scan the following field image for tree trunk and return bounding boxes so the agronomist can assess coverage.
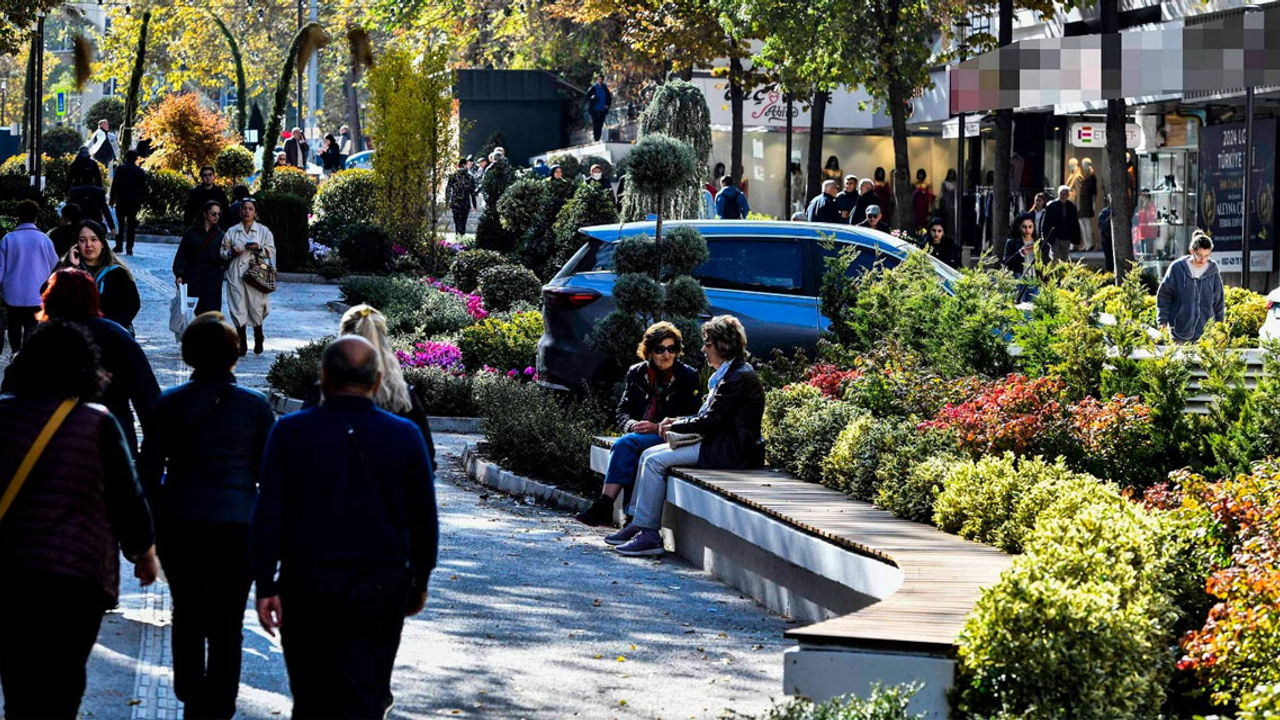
[888,79,913,232]
[729,55,744,186]
[120,11,150,152]
[992,0,1014,249]
[347,67,364,153]
[1101,0,1133,280]
[806,90,829,205]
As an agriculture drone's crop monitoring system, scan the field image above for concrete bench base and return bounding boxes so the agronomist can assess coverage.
[784,646,954,717]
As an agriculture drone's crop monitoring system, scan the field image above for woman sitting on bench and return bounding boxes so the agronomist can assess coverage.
[576,321,701,527]
[606,315,766,557]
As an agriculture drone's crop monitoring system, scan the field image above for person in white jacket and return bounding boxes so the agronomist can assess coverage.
[221,198,275,356]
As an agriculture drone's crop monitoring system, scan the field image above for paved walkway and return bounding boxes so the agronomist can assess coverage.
[0,242,790,719]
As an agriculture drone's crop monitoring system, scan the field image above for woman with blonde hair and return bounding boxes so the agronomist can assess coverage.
[301,304,435,464]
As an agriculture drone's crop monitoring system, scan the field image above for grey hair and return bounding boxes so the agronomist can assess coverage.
[339,304,412,413]
[822,179,838,191]
[1057,184,1071,196]
[702,315,748,362]
[859,178,875,192]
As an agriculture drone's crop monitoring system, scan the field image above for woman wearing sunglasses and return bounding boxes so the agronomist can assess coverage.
[174,200,227,315]
[575,321,701,527]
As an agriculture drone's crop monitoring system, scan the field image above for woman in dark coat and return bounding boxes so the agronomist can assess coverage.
[0,321,157,720]
[58,220,140,332]
[607,315,765,557]
[137,312,274,720]
[922,217,962,269]
[575,321,701,527]
[1002,213,1048,279]
[174,200,227,315]
[301,305,436,464]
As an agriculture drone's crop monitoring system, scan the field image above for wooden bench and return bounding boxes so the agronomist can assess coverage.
[591,437,1012,718]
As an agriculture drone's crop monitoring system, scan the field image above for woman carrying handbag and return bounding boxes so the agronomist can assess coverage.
[221,197,276,356]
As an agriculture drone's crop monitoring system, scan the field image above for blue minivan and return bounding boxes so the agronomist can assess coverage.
[536,219,961,391]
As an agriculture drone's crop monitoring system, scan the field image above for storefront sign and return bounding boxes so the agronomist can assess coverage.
[942,116,982,139]
[1069,122,1141,148]
[1198,119,1277,253]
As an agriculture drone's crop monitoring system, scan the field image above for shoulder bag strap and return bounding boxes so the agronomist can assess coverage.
[0,399,78,525]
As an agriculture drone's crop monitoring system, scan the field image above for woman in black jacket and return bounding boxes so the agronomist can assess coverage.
[58,220,140,332]
[575,321,701,527]
[607,315,765,557]
[301,304,436,464]
[922,217,962,269]
[174,200,227,315]
[137,312,275,720]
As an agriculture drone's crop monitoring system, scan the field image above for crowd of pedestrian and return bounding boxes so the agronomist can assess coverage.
[0,270,440,718]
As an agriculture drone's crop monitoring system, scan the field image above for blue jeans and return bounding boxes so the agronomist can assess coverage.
[603,432,665,489]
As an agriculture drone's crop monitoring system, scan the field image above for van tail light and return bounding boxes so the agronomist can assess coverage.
[1268,300,1276,311]
[543,287,602,311]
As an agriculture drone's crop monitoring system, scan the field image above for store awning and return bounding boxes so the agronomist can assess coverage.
[950,3,1280,113]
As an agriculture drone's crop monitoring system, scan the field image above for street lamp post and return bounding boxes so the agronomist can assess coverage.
[2,79,7,127]
[953,18,971,247]
[1242,4,1263,290]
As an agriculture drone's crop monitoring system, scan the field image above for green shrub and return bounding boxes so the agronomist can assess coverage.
[877,455,957,523]
[767,395,862,484]
[662,225,711,275]
[459,311,542,371]
[548,154,581,180]
[753,682,925,720]
[496,177,548,236]
[871,429,960,512]
[143,168,195,222]
[821,416,916,501]
[337,222,394,273]
[478,264,541,313]
[266,336,333,399]
[403,366,477,417]
[932,453,1121,554]
[614,236,659,276]
[763,384,823,444]
[663,276,706,318]
[1224,286,1268,342]
[1238,683,1280,720]
[450,249,508,293]
[552,182,618,267]
[339,275,437,335]
[86,96,125,132]
[954,501,1177,720]
[315,169,378,227]
[215,144,255,182]
[255,191,310,272]
[44,127,82,157]
[475,157,518,253]
[257,165,317,205]
[474,373,605,494]
[43,155,76,200]
[588,311,648,368]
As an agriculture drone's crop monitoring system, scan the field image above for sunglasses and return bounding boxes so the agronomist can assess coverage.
[654,344,680,355]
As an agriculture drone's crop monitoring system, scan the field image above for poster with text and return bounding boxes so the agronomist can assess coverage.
[1198,119,1276,253]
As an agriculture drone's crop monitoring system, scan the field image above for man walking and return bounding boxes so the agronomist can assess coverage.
[446,159,477,236]
[252,336,438,719]
[586,75,612,142]
[805,180,841,224]
[834,175,860,221]
[0,201,58,355]
[1041,185,1081,262]
[184,166,230,226]
[714,176,749,220]
[70,173,116,236]
[284,128,310,170]
[88,118,118,168]
[855,205,891,234]
[110,150,149,255]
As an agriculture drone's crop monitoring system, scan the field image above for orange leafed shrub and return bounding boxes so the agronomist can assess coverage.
[137,93,235,179]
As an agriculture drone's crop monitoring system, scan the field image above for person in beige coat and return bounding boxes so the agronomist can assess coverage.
[221,198,275,355]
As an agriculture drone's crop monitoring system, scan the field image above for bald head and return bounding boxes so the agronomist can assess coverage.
[321,336,382,397]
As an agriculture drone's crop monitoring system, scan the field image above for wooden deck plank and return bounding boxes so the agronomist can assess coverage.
[594,437,1013,650]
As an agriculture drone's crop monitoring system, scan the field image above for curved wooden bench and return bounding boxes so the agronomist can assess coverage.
[591,436,1012,718]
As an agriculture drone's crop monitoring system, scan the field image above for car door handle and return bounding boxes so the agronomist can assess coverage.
[698,312,713,319]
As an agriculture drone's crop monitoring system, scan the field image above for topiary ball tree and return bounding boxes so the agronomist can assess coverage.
[215,144,255,183]
[551,182,619,269]
[497,177,549,237]
[86,96,126,132]
[624,133,697,279]
[478,263,542,313]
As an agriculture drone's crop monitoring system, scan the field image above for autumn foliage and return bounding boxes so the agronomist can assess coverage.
[137,93,234,179]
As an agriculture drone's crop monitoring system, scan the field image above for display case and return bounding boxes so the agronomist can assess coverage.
[1134,149,1198,276]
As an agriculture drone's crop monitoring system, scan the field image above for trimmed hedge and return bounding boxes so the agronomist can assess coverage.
[458,311,542,372]
[144,169,195,222]
[255,191,310,272]
[478,264,542,313]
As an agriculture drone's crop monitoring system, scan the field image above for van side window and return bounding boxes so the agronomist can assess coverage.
[815,242,901,279]
[695,239,805,294]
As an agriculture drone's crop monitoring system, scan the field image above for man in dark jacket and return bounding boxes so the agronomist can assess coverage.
[445,160,477,235]
[48,203,82,257]
[1041,185,1081,262]
[849,178,878,226]
[806,180,842,224]
[110,150,148,255]
[69,177,115,235]
[1157,232,1225,343]
[184,166,230,226]
[714,175,750,220]
[252,336,438,718]
[586,75,612,142]
[284,127,309,169]
[834,175,860,221]
[855,205,891,234]
[1097,196,1114,274]
[68,147,102,192]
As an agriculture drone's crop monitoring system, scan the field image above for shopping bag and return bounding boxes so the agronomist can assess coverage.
[169,284,197,341]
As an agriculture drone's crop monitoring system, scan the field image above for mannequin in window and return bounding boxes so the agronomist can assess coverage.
[1065,157,1083,204]
[1078,158,1098,251]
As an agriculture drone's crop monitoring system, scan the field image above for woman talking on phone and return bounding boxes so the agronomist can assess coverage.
[221,198,275,356]
[59,219,141,332]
